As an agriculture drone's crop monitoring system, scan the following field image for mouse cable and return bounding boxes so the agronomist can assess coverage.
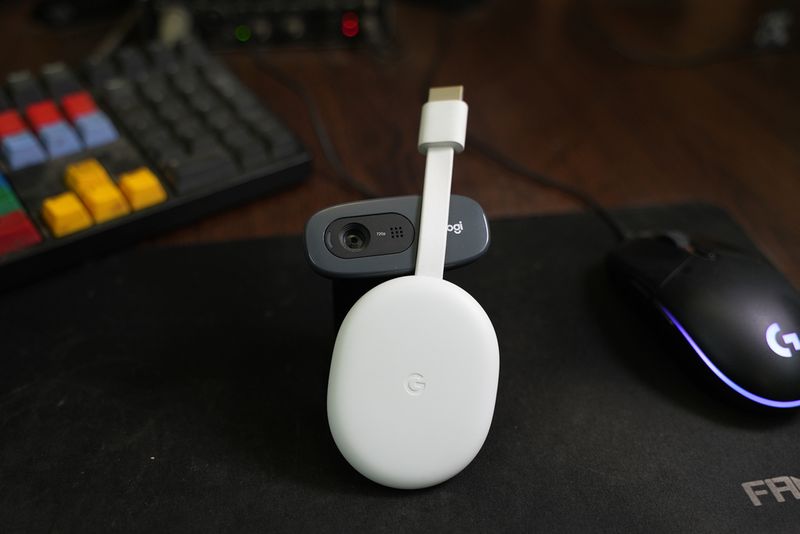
[466,134,632,242]
[249,53,380,199]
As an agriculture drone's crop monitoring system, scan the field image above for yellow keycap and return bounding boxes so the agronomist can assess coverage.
[65,159,111,191]
[78,182,131,223]
[118,167,167,210]
[41,192,93,237]
[64,158,130,223]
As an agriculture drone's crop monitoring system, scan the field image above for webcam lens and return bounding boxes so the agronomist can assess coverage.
[340,223,370,251]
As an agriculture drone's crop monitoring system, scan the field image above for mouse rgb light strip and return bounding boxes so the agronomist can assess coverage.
[659,305,800,409]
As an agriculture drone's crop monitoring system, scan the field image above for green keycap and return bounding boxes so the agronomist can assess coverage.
[0,186,22,216]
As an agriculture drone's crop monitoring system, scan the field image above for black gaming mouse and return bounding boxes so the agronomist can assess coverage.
[607,233,800,409]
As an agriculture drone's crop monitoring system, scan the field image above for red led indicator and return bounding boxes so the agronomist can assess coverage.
[341,12,359,38]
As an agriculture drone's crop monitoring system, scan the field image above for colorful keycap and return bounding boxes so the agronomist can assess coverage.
[0,211,41,256]
[26,101,62,130]
[38,122,83,157]
[41,191,93,237]
[64,159,130,223]
[74,111,118,147]
[0,177,22,215]
[118,167,167,210]
[2,132,47,170]
[0,109,25,137]
[0,109,47,170]
[61,91,97,121]
[65,158,111,189]
[24,100,83,157]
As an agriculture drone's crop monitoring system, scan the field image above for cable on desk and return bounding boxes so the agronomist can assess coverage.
[467,134,632,242]
[249,54,380,199]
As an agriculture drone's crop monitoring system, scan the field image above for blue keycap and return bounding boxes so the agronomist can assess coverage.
[0,174,8,189]
[74,111,118,147]
[2,132,47,170]
[38,121,83,158]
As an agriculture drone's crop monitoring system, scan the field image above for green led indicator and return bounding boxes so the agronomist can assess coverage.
[234,25,252,43]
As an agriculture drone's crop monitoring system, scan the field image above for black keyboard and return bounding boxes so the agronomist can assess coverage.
[0,41,310,290]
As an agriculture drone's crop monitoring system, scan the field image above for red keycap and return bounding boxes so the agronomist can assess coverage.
[0,109,26,138]
[61,91,97,122]
[0,211,41,256]
[26,100,62,131]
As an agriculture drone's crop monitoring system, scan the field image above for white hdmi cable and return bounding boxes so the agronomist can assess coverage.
[414,86,469,278]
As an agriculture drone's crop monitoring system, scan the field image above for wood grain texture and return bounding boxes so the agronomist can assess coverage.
[1,0,798,282]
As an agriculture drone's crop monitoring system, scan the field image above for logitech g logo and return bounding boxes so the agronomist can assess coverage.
[766,323,800,358]
[743,476,800,506]
[405,373,426,396]
[447,221,463,235]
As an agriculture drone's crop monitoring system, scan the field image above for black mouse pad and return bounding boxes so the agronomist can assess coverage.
[2,203,799,533]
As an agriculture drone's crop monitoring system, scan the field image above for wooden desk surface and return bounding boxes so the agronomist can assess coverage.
[1,0,799,282]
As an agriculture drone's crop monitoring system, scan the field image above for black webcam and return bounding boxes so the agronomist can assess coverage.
[304,194,490,324]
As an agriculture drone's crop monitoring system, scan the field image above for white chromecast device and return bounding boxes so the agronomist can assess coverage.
[327,86,500,490]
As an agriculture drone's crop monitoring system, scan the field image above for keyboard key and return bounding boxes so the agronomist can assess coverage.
[26,100,63,130]
[61,91,97,121]
[0,177,22,216]
[187,90,220,114]
[117,47,150,82]
[41,62,82,99]
[139,131,181,160]
[65,159,111,188]
[178,39,211,66]
[204,67,241,99]
[219,127,269,169]
[206,109,236,132]
[6,71,45,109]
[64,159,130,223]
[220,127,252,148]
[147,42,179,74]
[163,150,237,194]
[2,132,47,170]
[157,98,189,124]
[188,134,220,154]
[118,167,167,210]
[0,109,26,137]
[172,117,206,144]
[172,67,201,96]
[74,112,118,147]
[102,79,141,112]
[80,183,130,223]
[119,108,159,135]
[68,181,130,224]
[38,122,84,158]
[41,191,93,237]
[0,210,41,255]
[84,57,116,89]
[140,75,171,104]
